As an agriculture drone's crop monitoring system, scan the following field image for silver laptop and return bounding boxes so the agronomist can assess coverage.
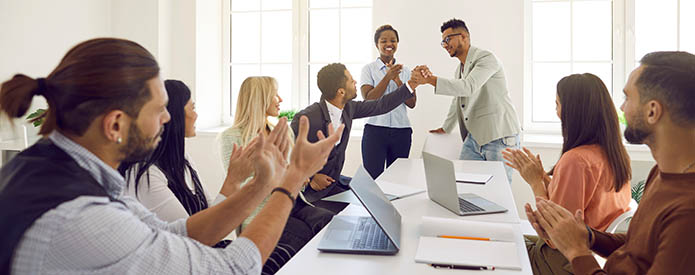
[422,152,508,216]
[317,166,401,255]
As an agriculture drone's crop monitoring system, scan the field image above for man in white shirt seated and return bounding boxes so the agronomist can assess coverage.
[291,63,419,213]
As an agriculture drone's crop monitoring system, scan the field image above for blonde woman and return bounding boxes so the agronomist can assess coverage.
[218,76,333,274]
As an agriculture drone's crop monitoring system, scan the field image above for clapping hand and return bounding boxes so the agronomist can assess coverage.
[220,139,258,196]
[525,202,554,248]
[287,116,345,189]
[251,117,292,186]
[531,198,593,261]
[385,59,403,84]
[502,147,549,198]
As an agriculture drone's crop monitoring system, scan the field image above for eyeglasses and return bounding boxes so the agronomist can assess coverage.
[441,33,464,47]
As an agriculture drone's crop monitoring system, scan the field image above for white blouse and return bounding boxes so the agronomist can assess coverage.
[123,153,226,222]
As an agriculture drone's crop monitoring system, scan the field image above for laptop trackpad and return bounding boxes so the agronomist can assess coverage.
[327,229,352,241]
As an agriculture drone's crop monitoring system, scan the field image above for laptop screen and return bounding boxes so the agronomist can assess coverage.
[350,166,402,248]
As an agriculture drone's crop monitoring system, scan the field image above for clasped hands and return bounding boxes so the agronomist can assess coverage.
[409,65,435,86]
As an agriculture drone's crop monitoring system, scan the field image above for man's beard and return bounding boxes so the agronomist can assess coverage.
[343,89,357,104]
[624,114,651,144]
[120,123,163,162]
[450,47,458,57]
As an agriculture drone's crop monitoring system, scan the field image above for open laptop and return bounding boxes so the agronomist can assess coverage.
[317,166,401,255]
[422,152,508,216]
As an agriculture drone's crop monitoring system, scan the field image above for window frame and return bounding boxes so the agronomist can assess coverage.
[525,0,622,134]
[525,0,691,134]
[222,0,373,125]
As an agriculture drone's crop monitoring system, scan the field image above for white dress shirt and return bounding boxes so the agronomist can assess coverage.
[325,100,343,145]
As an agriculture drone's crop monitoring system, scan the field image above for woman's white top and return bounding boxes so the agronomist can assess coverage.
[123,153,226,222]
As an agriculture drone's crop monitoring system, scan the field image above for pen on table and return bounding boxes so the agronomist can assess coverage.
[437,235,491,241]
[431,264,495,271]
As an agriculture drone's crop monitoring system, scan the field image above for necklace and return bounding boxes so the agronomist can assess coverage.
[683,160,695,173]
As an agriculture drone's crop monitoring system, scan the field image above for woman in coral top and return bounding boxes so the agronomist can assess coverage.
[503,73,631,275]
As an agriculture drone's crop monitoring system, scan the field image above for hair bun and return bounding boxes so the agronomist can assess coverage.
[35,78,47,96]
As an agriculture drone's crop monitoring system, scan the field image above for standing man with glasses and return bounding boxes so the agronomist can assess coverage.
[412,18,521,183]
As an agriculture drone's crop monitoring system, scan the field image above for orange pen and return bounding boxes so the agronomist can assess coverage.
[437,235,490,241]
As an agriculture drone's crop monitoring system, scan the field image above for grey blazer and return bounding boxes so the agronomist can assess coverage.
[437,46,521,145]
[291,84,414,201]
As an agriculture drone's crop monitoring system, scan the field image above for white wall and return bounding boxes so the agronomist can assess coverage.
[0,0,112,142]
[0,0,112,79]
[110,0,159,58]
[195,0,224,129]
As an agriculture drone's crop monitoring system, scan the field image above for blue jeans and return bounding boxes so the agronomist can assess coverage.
[459,133,520,184]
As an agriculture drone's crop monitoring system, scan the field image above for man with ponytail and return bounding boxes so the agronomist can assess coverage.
[0,38,344,274]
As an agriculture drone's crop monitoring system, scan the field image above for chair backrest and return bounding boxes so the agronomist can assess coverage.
[606,198,638,234]
[421,131,463,160]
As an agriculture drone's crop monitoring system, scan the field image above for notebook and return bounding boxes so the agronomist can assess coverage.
[414,216,522,270]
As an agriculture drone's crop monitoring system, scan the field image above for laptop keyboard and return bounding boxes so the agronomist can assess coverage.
[351,217,390,250]
[458,198,485,213]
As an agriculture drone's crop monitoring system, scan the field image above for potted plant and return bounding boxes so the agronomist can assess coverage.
[26,108,47,127]
[278,109,297,122]
[618,110,627,135]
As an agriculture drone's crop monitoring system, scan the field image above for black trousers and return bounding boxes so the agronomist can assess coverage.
[361,124,412,179]
[261,198,335,274]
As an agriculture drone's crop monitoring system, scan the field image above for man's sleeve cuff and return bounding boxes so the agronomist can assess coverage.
[570,255,604,275]
[406,82,415,93]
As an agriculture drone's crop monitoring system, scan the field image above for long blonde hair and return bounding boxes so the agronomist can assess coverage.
[232,76,278,145]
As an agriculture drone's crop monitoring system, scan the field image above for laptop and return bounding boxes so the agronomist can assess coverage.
[422,152,508,216]
[317,166,401,255]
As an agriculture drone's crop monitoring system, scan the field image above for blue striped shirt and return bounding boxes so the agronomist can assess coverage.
[11,132,261,274]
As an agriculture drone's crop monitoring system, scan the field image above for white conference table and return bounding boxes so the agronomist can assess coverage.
[278,159,532,275]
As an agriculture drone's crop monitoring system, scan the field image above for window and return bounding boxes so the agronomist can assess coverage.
[223,0,373,124]
[529,0,613,128]
[526,0,694,133]
[633,0,695,67]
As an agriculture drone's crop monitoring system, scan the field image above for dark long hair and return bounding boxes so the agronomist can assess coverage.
[0,38,157,137]
[119,80,207,214]
[551,73,631,192]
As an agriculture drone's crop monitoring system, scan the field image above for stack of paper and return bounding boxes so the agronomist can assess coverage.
[414,216,522,270]
[455,172,493,184]
[322,180,425,205]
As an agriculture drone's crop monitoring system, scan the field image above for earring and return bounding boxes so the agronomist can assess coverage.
[116,137,122,144]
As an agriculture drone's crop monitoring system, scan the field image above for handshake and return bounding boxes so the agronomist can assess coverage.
[407,65,436,88]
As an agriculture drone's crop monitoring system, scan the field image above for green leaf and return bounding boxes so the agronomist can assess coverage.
[631,179,646,203]
[278,109,297,120]
[618,110,627,126]
[26,108,47,127]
